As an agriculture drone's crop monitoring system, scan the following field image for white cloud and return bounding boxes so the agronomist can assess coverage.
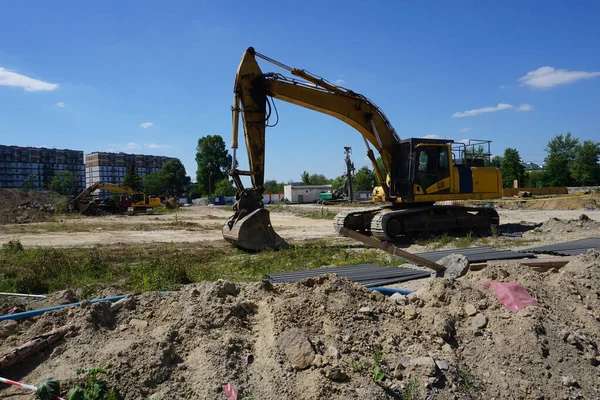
[500,85,510,89]
[457,138,471,144]
[518,66,600,89]
[334,79,345,85]
[460,127,472,133]
[452,103,513,118]
[108,142,171,152]
[421,134,441,139]
[0,67,59,92]
[55,101,65,108]
[146,143,171,149]
[140,122,154,129]
[517,104,534,112]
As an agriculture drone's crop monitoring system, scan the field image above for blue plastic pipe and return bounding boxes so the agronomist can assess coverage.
[368,287,413,296]
[0,295,127,322]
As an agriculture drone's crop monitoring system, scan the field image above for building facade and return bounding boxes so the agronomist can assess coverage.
[85,152,174,196]
[0,145,85,192]
[284,184,332,203]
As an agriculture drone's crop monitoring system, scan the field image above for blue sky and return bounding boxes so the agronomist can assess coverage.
[1,1,599,183]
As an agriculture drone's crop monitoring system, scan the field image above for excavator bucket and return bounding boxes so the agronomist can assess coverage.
[222,208,289,251]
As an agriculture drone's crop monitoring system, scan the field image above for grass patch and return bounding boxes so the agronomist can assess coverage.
[415,232,540,250]
[402,378,420,400]
[268,204,337,220]
[454,364,481,397]
[0,240,403,296]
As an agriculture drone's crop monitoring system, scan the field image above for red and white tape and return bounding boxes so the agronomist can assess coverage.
[0,377,65,400]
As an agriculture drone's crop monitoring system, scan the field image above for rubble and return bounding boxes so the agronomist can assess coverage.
[1,251,600,399]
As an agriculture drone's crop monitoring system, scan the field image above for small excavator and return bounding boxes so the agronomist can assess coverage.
[70,181,161,215]
[223,47,503,251]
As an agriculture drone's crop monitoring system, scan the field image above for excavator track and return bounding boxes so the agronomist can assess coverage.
[370,205,499,242]
[334,204,499,242]
[333,206,389,234]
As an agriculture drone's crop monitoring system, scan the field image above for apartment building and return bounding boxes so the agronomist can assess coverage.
[85,152,174,196]
[0,145,85,192]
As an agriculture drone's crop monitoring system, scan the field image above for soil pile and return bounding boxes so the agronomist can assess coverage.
[535,214,600,234]
[0,189,65,224]
[2,252,600,399]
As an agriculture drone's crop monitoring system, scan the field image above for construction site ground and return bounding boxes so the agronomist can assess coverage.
[1,189,600,399]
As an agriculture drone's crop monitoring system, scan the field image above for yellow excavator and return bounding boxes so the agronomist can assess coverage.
[222,47,503,251]
[70,181,161,215]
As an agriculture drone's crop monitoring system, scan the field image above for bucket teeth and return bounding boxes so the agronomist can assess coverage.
[222,208,289,251]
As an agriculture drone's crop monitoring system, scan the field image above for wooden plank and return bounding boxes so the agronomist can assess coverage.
[338,227,445,273]
[470,256,573,272]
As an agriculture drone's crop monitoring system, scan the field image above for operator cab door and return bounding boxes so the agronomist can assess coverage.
[415,146,450,194]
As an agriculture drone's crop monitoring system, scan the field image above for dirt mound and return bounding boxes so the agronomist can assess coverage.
[536,214,600,233]
[0,189,65,225]
[495,195,599,211]
[2,254,600,399]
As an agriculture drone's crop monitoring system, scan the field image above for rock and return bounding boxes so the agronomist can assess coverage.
[358,307,372,315]
[472,313,488,330]
[465,304,477,316]
[586,355,599,367]
[438,253,469,280]
[56,289,78,305]
[325,346,340,360]
[434,315,455,341]
[324,367,348,382]
[0,320,18,338]
[561,376,578,387]
[84,302,115,329]
[129,318,149,331]
[111,296,136,312]
[407,356,438,377]
[389,293,407,305]
[213,280,239,298]
[404,305,418,320]
[312,354,328,368]
[434,358,449,371]
[278,328,316,370]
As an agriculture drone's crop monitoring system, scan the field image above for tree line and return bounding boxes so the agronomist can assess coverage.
[494,133,599,188]
[29,131,598,198]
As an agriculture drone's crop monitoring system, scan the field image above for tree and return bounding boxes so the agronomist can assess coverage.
[122,162,143,191]
[375,156,387,181]
[500,148,525,188]
[355,166,376,191]
[50,170,76,195]
[161,159,191,196]
[21,174,36,193]
[195,135,232,196]
[300,171,310,185]
[143,170,168,196]
[329,175,346,191]
[527,171,546,188]
[300,171,329,185]
[489,156,503,168]
[570,140,600,186]
[263,180,284,194]
[213,178,236,196]
[544,133,579,186]
[188,184,204,199]
[143,159,191,197]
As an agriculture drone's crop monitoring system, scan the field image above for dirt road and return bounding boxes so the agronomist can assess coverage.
[0,205,598,248]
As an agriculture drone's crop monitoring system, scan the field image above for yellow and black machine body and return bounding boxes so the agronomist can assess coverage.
[70,181,161,215]
[222,47,503,251]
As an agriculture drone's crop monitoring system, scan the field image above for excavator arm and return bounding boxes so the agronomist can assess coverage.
[230,47,400,195]
[223,47,401,251]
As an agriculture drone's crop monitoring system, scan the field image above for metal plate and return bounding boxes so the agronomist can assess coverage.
[410,246,535,263]
[521,238,600,256]
[267,263,431,288]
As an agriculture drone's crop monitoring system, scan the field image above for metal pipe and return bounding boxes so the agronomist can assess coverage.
[368,287,414,296]
[369,118,384,150]
[0,295,127,322]
[0,292,46,299]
